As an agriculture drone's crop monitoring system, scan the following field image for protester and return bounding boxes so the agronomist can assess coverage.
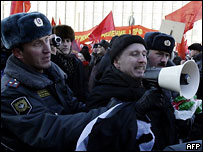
[187,43,202,99]
[93,35,119,84]
[89,43,98,70]
[51,24,87,102]
[1,12,155,151]
[172,51,182,65]
[86,34,178,151]
[88,39,109,92]
[77,45,92,99]
[78,45,91,63]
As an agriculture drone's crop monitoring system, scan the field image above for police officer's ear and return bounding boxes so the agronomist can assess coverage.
[12,47,24,60]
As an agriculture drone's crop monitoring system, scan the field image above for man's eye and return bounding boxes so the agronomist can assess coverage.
[132,52,139,56]
[33,41,42,46]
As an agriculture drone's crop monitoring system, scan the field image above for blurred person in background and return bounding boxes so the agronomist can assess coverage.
[88,39,109,92]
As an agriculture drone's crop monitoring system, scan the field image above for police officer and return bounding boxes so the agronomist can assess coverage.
[1,12,109,151]
[144,32,195,149]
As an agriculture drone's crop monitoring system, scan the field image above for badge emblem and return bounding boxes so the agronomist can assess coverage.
[34,18,43,27]
[11,97,32,115]
[37,89,51,98]
[164,40,171,46]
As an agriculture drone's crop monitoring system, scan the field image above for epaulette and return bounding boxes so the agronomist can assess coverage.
[6,78,20,88]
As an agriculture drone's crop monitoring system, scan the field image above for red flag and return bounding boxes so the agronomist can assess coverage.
[176,34,188,60]
[59,18,61,25]
[89,11,115,41]
[165,1,202,33]
[51,17,56,26]
[10,1,31,15]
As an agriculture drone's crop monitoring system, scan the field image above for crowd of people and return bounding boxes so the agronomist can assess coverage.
[1,11,202,151]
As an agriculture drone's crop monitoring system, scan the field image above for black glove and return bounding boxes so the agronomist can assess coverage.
[176,114,195,140]
[135,88,165,115]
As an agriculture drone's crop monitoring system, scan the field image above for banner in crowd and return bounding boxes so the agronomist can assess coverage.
[75,25,158,44]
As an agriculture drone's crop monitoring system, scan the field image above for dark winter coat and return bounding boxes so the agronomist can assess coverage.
[86,65,179,150]
[88,55,103,92]
[192,52,202,100]
[1,54,107,151]
[51,52,88,102]
[86,65,146,109]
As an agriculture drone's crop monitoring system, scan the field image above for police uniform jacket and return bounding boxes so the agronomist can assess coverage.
[1,54,107,151]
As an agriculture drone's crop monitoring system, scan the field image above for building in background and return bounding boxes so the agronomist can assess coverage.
[1,1,202,45]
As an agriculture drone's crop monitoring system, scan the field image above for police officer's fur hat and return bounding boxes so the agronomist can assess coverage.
[188,43,202,52]
[109,34,147,63]
[52,25,75,42]
[1,12,52,49]
[144,32,175,55]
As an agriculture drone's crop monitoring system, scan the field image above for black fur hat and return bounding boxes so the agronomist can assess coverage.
[144,32,175,55]
[188,43,202,52]
[1,12,52,49]
[52,25,75,42]
[109,34,147,63]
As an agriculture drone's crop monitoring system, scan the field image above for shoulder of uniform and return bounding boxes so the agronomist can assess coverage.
[6,78,20,88]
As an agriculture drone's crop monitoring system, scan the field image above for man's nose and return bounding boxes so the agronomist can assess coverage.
[160,55,168,62]
[138,54,147,64]
[43,42,51,53]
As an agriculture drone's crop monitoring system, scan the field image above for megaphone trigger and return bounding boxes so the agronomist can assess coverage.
[180,74,191,85]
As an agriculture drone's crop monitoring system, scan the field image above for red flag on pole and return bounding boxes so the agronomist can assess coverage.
[176,34,188,60]
[59,18,61,25]
[51,17,56,26]
[89,11,115,41]
[10,1,31,15]
[165,1,202,33]
[165,1,202,59]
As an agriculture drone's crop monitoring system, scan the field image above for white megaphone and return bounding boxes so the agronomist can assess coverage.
[143,60,200,99]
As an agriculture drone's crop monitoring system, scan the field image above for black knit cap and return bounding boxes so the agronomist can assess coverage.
[97,39,109,50]
[188,43,202,52]
[109,34,147,63]
[80,46,91,62]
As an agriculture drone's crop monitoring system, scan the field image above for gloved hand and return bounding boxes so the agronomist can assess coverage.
[135,88,165,115]
[176,114,195,139]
